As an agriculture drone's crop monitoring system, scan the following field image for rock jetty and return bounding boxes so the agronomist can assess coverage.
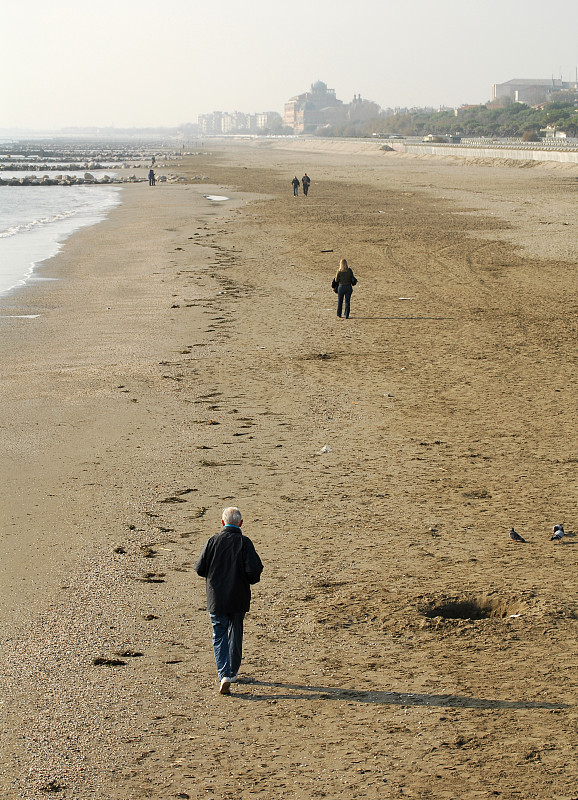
[0,173,145,186]
[0,173,198,186]
[0,141,209,186]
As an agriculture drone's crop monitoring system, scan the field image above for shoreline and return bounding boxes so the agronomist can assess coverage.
[0,184,123,302]
[1,142,576,799]
[0,175,252,627]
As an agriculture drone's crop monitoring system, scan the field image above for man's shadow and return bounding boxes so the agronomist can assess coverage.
[351,316,453,321]
[233,680,568,710]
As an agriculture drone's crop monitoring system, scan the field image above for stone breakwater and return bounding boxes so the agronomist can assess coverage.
[0,161,138,172]
[0,173,206,186]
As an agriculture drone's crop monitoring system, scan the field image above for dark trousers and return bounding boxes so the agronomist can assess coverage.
[337,284,352,318]
[303,183,309,196]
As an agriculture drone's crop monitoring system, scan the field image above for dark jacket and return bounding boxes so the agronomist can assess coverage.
[334,267,355,286]
[194,525,263,614]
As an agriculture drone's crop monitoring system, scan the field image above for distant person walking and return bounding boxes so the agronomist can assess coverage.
[194,507,263,695]
[302,173,311,196]
[148,169,155,186]
[332,258,358,319]
[291,176,300,197]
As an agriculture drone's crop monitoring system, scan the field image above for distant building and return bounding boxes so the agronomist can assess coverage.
[541,125,567,139]
[284,81,346,133]
[221,111,248,134]
[284,81,381,133]
[199,112,223,136]
[198,110,282,135]
[492,78,577,105]
[255,111,282,130]
[347,94,381,123]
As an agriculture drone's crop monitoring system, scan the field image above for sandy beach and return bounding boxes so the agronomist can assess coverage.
[0,139,576,799]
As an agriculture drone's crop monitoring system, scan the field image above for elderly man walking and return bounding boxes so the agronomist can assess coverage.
[194,507,263,694]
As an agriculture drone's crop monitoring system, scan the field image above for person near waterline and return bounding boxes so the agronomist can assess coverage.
[194,507,263,695]
[333,257,357,319]
[302,173,311,196]
[291,176,300,196]
[148,169,155,186]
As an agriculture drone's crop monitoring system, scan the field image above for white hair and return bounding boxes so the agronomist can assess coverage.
[222,506,242,526]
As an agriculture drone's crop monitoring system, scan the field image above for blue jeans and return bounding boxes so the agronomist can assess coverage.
[209,612,245,680]
[337,284,352,318]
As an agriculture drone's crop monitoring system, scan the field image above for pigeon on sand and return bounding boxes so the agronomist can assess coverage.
[551,524,565,542]
[509,527,526,542]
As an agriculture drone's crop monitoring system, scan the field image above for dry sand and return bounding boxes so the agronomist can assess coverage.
[0,139,576,799]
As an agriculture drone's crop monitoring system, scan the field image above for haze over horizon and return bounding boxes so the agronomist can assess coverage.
[3,0,577,131]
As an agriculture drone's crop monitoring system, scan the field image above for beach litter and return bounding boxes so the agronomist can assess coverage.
[115,650,144,658]
[316,445,332,455]
[39,781,67,793]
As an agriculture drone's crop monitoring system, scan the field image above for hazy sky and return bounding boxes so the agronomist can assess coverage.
[3,0,577,129]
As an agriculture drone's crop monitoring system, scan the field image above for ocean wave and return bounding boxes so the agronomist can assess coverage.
[0,209,78,239]
[0,186,121,299]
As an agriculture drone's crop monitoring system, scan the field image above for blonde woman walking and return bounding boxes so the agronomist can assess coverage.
[332,258,357,319]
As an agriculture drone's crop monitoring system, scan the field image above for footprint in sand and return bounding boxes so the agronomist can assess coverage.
[92,657,126,667]
[138,572,166,583]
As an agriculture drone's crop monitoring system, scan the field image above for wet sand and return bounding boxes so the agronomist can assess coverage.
[0,140,576,799]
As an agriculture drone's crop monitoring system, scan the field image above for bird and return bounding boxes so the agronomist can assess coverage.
[551,524,565,542]
[509,527,526,542]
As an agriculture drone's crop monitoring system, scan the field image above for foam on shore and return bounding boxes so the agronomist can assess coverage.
[0,184,122,299]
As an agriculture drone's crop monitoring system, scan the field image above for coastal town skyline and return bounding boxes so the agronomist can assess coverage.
[2,0,577,130]
[5,73,576,139]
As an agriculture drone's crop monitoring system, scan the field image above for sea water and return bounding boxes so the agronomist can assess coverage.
[0,179,121,301]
